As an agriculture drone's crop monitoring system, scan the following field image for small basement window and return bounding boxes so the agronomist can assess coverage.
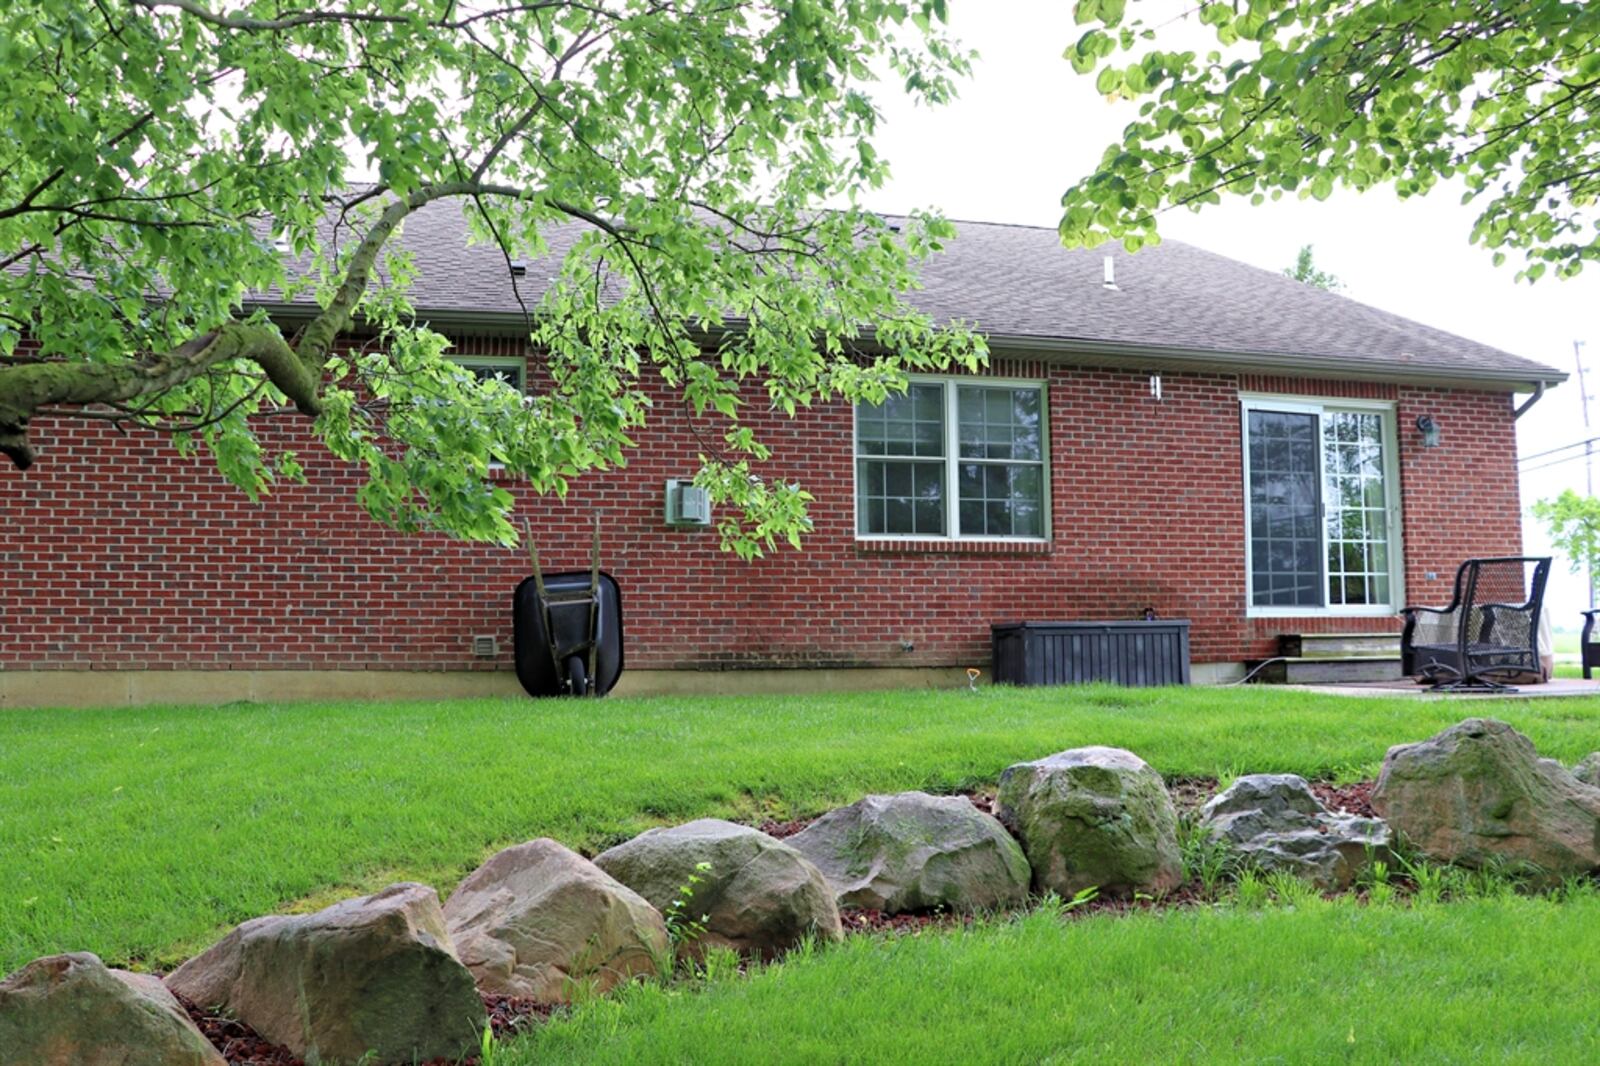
[451,355,526,392]
[854,378,1048,541]
[449,356,526,471]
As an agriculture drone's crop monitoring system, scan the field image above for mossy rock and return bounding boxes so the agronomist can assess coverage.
[443,838,667,1003]
[1572,752,1600,788]
[995,746,1181,899]
[1372,718,1600,885]
[0,953,225,1066]
[594,819,841,960]
[165,883,484,1065]
[789,792,1030,914]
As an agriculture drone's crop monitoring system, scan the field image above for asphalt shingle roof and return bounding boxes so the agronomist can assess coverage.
[273,202,1562,386]
[914,222,1561,384]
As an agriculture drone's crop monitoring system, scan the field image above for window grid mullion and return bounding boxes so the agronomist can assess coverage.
[1317,411,1330,609]
[946,382,959,537]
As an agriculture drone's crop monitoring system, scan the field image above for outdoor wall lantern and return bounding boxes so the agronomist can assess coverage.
[1415,415,1442,448]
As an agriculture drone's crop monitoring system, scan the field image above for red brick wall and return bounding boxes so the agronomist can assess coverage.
[0,360,1524,673]
[1394,386,1526,610]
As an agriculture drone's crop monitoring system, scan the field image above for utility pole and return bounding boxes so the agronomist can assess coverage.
[1577,340,1594,608]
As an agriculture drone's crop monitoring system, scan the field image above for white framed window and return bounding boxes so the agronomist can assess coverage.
[450,355,526,392]
[448,356,526,471]
[854,377,1049,541]
[1241,395,1404,616]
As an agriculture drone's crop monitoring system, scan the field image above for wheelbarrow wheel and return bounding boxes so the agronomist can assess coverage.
[565,654,589,696]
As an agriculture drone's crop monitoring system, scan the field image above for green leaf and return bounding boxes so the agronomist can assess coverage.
[0,0,987,552]
[1055,0,1598,278]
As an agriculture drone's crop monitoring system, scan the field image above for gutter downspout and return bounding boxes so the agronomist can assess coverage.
[1513,381,1547,420]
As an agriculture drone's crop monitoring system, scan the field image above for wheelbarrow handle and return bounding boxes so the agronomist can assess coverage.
[523,520,567,690]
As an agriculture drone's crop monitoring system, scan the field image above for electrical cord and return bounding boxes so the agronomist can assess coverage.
[1227,657,1288,686]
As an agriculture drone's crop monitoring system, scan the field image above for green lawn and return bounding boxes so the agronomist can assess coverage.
[5,686,1600,975]
[512,896,1600,1065]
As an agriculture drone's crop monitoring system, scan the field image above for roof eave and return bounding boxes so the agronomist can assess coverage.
[248,301,1567,392]
[982,333,1569,392]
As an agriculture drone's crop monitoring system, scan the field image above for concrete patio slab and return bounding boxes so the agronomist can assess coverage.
[1285,677,1600,700]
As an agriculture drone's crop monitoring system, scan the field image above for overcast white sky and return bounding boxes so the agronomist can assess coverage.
[861,3,1600,625]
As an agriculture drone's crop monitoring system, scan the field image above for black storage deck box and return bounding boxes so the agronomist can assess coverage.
[991,620,1191,687]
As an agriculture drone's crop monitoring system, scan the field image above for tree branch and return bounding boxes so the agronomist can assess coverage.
[128,0,582,33]
[1,178,609,470]
[0,321,295,468]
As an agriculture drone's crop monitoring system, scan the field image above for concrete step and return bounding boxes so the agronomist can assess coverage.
[1277,632,1401,660]
[1248,656,1408,685]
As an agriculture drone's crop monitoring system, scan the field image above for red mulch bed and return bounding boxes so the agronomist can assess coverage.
[840,907,968,936]
[481,992,555,1038]
[758,815,814,838]
[183,991,551,1066]
[1166,775,1221,816]
[963,790,998,818]
[179,994,302,1066]
[1310,779,1378,819]
[1168,774,1377,819]
[1070,878,1210,917]
[838,877,1213,935]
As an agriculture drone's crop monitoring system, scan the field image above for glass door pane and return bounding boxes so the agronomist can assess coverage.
[1247,410,1324,607]
[1322,412,1391,605]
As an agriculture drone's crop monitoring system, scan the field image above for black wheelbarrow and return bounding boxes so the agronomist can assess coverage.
[513,520,624,697]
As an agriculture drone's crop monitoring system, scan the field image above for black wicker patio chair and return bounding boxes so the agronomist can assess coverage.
[1400,557,1552,691]
[1581,610,1600,680]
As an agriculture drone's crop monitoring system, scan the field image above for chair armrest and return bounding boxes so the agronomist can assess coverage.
[1402,605,1458,667]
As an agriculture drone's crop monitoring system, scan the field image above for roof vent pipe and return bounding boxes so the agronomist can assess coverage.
[1102,256,1117,290]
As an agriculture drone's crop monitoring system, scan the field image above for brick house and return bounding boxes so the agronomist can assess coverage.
[0,210,1566,706]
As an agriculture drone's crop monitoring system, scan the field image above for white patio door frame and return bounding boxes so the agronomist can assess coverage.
[1240,393,1405,619]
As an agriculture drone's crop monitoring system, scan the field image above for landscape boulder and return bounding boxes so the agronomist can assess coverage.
[1200,774,1391,890]
[1572,752,1600,788]
[1372,718,1600,883]
[165,882,484,1065]
[995,746,1182,898]
[444,838,668,1002]
[0,952,226,1066]
[788,791,1031,913]
[594,819,842,958]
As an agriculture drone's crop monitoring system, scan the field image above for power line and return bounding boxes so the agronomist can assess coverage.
[1522,451,1600,476]
[1519,435,1600,465]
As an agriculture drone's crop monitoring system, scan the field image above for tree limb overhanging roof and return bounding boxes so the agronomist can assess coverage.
[253,204,1566,390]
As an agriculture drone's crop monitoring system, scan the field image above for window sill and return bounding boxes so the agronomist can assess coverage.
[1246,607,1399,620]
[855,538,1052,557]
